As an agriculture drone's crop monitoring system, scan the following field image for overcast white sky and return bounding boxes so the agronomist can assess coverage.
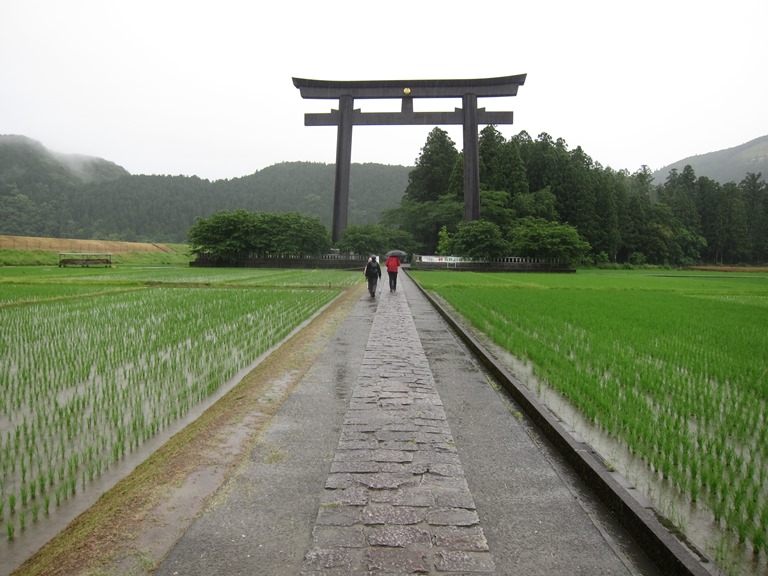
[1,0,766,181]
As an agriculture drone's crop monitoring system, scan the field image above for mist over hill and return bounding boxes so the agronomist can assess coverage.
[0,134,129,188]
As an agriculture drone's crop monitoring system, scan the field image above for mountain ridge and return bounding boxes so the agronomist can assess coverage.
[0,135,410,242]
[3,132,766,243]
[6,132,765,187]
[652,134,768,184]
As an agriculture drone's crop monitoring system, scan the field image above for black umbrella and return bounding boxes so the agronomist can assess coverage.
[384,249,407,258]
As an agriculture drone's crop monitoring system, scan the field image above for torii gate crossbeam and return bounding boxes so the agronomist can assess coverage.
[293,74,526,243]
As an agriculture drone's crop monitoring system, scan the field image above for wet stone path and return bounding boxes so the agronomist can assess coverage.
[301,287,496,575]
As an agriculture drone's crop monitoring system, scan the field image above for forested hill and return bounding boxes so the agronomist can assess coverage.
[0,135,411,242]
[652,134,768,185]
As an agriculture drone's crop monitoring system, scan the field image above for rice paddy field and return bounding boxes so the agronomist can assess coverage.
[410,268,768,576]
[0,266,361,550]
[3,263,766,575]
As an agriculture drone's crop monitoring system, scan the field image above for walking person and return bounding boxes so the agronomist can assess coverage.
[364,255,381,298]
[385,253,401,292]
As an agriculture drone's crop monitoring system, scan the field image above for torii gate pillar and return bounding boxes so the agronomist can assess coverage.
[293,74,526,242]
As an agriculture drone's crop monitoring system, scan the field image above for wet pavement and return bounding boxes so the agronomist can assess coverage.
[155,272,666,575]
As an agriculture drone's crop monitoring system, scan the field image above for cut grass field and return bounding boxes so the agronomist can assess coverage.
[409,268,768,574]
[0,235,191,267]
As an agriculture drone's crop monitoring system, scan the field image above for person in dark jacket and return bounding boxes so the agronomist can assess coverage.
[364,256,382,298]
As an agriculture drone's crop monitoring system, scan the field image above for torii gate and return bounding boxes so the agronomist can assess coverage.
[293,74,526,242]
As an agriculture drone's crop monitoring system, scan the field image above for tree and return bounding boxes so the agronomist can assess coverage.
[479,190,515,231]
[511,187,558,221]
[385,194,462,254]
[659,166,701,233]
[562,146,599,246]
[740,172,767,261]
[644,204,676,265]
[188,209,254,264]
[436,225,452,255]
[380,227,419,258]
[698,176,727,263]
[188,210,330,263]
[479,125,507,189]
[617,182,651,263]
[0,194,42,236]
[590,168,620,261]
[403,128,459,203]
[337,224,388,257]
[523,133,570,213]
[337,224,416,258]
[269,212,330,257]
[498,139,529,197]
[507,217,590,264]
[723,183,751,263]
[452,220,509,260]
[446,154,464,200]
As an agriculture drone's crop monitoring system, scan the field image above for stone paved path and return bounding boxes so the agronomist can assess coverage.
[301,286,495,575]
[155,272,663,576]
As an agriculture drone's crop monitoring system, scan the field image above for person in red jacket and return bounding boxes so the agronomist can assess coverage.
[385,254,401,292]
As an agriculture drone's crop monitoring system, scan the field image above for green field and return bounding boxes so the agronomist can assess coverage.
[3,264,766,573]
[0,266,361,541]
[410,269,768,569]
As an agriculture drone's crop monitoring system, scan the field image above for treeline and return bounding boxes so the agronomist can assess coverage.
[385,127,768,265]
[3,132,767,266]
[188,210,330,263]
[0,135,410,243]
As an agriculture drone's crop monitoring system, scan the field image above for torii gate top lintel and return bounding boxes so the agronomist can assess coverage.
[292,74,526,100]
